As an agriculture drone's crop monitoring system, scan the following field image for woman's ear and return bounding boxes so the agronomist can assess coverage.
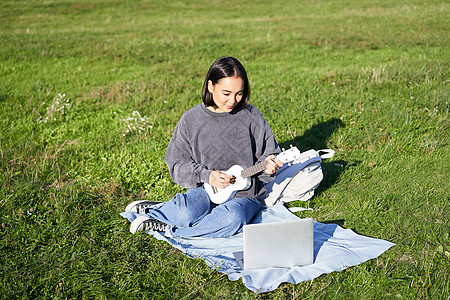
[207,80,214,94]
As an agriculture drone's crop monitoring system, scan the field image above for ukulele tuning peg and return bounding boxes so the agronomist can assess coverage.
[290,144,293,148]
[288,162,292,166]
[282,148,285,152]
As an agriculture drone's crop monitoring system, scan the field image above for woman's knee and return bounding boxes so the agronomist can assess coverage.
[168,188,212,226]
[221,204,254,227]
[228,209,248,226]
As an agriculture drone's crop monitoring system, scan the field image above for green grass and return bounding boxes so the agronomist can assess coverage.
[1,0,449,298]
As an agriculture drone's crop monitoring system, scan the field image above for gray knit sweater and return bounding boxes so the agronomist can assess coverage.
[164,102,280,199]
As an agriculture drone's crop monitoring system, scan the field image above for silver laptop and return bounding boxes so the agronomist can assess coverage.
[234,219,314,270]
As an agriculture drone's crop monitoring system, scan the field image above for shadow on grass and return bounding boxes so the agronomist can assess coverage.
[317,159,360,194]
[280,118,344,152]
[321,219,345,227]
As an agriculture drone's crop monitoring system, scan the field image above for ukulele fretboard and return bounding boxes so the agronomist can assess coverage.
[241,161,269,178]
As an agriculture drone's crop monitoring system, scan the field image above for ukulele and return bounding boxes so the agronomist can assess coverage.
[204,146,300,204]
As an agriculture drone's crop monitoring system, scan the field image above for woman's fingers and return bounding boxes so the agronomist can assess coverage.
[264,155,283,174]
[209,171,231,188]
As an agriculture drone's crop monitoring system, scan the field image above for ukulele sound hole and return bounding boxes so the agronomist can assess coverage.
[230,176,236,185]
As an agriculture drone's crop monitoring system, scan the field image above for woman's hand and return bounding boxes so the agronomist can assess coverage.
[209,170,232,188]
[264,155,283,175]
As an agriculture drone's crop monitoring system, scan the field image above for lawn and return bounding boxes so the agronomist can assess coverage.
[0,0,449,298]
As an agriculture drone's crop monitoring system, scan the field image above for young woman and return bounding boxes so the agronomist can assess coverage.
[126,56,283,238]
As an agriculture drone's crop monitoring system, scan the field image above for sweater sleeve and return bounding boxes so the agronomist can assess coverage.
[256,136,280,183]
[251,108,281,184]
[164,117,211,189]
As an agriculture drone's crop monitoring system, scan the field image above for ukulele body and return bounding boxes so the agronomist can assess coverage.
[204,165,251,204]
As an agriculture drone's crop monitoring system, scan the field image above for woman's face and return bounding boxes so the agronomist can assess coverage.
[208,76,244,113]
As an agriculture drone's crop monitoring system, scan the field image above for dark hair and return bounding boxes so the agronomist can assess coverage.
[202,56,250,107]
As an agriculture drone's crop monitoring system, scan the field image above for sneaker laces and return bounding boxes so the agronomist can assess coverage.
[142,218,168,232]
[138,204,153,214]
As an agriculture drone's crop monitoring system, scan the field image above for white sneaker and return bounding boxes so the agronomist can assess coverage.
[130,215,168,234]
[125,200,163,214]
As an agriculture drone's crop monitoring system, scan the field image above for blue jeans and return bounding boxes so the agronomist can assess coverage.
[146,187,261,238]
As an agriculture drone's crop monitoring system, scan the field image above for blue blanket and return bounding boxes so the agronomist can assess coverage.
[120,204,394,293]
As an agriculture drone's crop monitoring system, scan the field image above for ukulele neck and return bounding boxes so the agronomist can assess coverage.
[241,160,269,179]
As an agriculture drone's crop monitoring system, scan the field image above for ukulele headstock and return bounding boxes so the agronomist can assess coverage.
[276,146,300,164]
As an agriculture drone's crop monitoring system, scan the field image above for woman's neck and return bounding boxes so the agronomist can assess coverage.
[207,105,223,113]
